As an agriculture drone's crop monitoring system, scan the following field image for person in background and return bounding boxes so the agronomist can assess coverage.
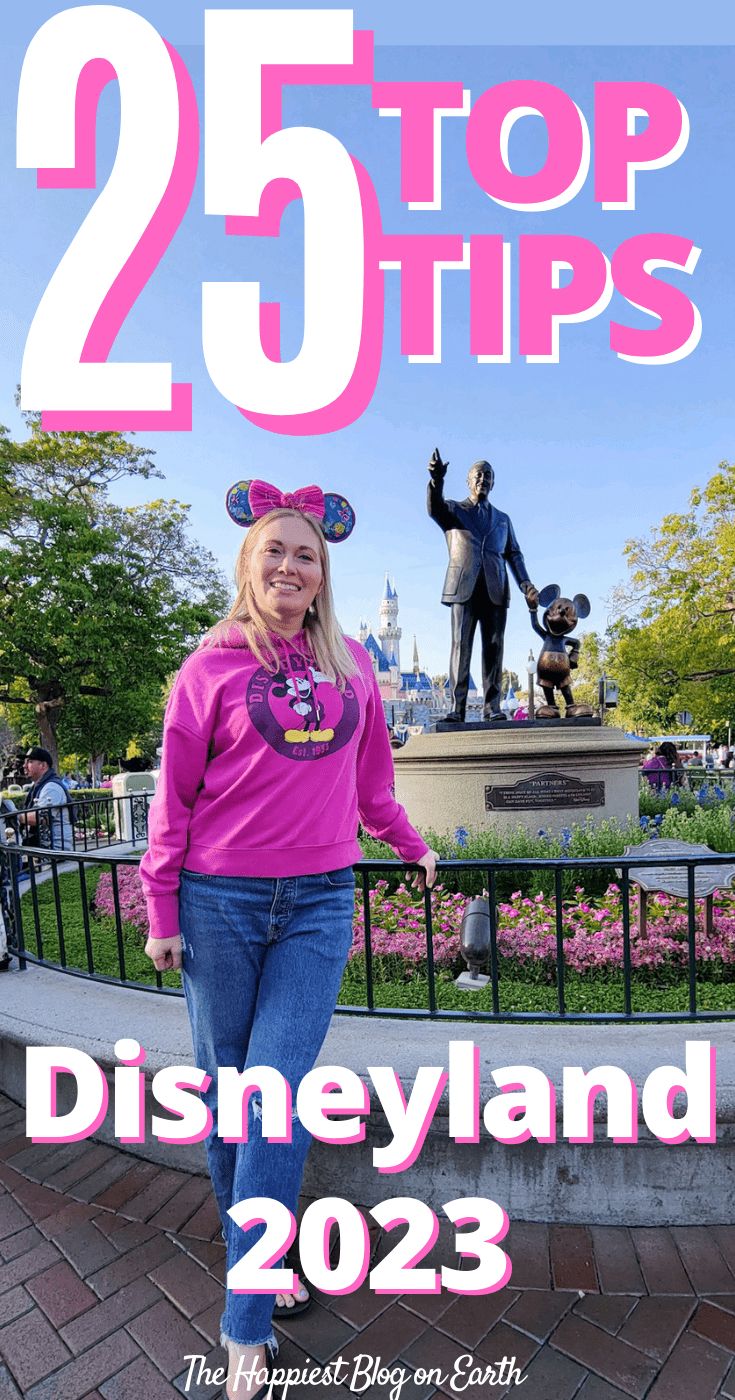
[22,747,74,850]
[659,741,683,787]
[641,743,674,791]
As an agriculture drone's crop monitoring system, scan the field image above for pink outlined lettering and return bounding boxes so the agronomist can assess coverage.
[470,236,511,363]
[32,1060,108,1144]
[378,233,466,361]
[611,233,701,364]
[232,159,383,436]
[595,81,690,210]
[229,1206,298,1297]
[371,81,468,208]
[154,1073,213,1147]
[519,234,612,361]
[467,79,589,212]
[41,40,197,432]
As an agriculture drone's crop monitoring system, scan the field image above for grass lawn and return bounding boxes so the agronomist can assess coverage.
[338,964,735,1016]
[14,867,734,1018]
[17,865,180,991]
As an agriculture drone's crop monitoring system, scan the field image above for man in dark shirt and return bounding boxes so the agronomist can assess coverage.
[23,747,74,850]
[427,450,538,722]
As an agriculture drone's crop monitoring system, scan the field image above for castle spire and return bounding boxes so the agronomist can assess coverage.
[378,571,401,672]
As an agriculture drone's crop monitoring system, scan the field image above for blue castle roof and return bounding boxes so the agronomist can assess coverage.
[399,671,433,692]
[443,674,478,691]
[363,632,390,672]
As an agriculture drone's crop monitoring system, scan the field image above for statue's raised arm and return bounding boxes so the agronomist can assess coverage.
[428,446,448,479]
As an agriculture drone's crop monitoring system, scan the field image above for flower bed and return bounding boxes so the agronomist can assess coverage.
[348,880,735,983]
[95,867,735,985]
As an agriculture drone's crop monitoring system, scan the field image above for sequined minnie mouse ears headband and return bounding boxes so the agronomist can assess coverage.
[226,479,356,543]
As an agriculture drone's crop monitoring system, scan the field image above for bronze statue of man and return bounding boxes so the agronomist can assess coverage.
[427,449,539,722]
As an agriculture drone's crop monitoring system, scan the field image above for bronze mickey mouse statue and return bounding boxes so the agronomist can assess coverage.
[529,585,595,718]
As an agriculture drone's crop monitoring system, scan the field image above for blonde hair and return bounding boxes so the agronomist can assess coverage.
[210,509,356,686]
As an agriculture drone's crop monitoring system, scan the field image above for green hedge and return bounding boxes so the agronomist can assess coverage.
[361,803,735,900]
[1,786,110,803]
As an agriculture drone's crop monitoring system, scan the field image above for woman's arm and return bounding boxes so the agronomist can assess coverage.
[140,722,209,936]
[139,656,215,945]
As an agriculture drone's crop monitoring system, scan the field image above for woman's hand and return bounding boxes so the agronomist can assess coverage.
[409,849,439,893]
[144,935,183,972]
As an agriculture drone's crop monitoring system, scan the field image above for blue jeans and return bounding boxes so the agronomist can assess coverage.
[179,868,355,1349]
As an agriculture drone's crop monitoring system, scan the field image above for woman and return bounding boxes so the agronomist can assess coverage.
[641,743,673,792]
[140,484,436,1399]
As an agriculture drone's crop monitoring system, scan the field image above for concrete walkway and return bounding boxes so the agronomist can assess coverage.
[0,1091,733,1400]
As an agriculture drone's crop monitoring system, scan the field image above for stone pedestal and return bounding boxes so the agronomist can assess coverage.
[393,724,641,837]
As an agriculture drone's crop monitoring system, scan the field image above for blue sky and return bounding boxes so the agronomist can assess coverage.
[1,5,733,683]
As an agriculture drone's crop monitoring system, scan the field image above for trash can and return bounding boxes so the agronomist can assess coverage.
[112,773,156,843]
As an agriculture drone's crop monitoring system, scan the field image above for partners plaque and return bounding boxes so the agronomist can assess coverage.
[485,771,605,811]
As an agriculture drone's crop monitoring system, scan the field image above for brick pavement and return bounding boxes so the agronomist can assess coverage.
[0,1092,732,1399]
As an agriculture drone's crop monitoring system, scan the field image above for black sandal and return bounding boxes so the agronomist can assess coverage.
[272,1219,383,1321]
[272,1283,311,1320]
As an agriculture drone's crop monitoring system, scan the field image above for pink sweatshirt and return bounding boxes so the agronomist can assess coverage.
[139,631,429,938]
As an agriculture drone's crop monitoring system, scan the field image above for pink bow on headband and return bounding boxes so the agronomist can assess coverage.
[248,480,325,521]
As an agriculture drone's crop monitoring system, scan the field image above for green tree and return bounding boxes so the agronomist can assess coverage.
[0,413,229,769]
[607,461,735,736]
[570,631,606,714]
[0,711,21,784]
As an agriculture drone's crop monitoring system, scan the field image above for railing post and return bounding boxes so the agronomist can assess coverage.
[487,868,500,1016]
[554,866,566,1018]
[687,863,697,1017]
[361,870,374,1012]
[424,882,437,1016]
[27,856,43,962]
[78,862,95,974]
[110,865,127,982]
[9,848,27,970]
[621,865,633,1018]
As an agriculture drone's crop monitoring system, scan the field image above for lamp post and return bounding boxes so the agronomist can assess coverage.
[598,674,619,722]
[527,650,536,722]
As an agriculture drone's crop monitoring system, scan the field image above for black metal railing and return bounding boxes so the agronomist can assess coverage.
[2,844,734,1023]
[1,793,151,854]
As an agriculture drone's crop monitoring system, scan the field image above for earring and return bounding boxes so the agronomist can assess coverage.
[307,602,317,618]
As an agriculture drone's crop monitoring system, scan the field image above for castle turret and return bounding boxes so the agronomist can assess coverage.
[378,574,401,673]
